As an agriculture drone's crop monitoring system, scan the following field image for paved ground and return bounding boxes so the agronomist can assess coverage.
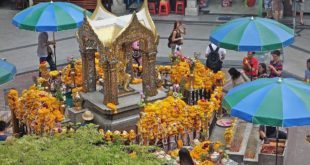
[0,6,310,165]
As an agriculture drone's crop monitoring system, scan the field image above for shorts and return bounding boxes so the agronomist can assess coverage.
[171,44,182,54]
[292,2,304,12]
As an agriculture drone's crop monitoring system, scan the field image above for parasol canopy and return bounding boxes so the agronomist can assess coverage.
[223,78,310,127]
[12,1,91,32]
[210,17,294,52]
[0,59,17,85]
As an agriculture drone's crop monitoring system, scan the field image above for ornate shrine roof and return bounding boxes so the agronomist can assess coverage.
[85,0,157,46]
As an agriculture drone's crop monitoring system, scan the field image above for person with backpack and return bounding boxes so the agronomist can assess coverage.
[205,43,226,73]
[168,21,186,54]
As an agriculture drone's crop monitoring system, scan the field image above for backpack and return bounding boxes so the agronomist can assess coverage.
[168,32,173,48]
[206,44,222,73]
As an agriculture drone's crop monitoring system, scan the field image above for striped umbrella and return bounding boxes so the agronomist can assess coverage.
[210,17,294,52]
[12,1,91,66]
[12,1,91,32]
[0,59,17,85]
[223,78,310,127]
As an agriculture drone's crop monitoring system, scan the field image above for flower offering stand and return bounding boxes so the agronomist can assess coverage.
[243,126,260,165]
[226,120,253,163]
[258,139,287,165]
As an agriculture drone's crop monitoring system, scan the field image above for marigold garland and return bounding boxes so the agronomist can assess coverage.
[107,103,117,112]
[61,54,104,87]
[190,140,224,163]
[224,118,237,146]
[137,88,222,141]
[7,89,20,118]
[7,86,64,134]
[49,70,59,77]
[170,60,222,90]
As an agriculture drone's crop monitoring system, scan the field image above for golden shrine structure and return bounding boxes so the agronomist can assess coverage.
[74,0,166,130]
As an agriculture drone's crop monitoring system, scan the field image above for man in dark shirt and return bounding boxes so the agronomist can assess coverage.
[0,120,8,141]
[259,125,287,143]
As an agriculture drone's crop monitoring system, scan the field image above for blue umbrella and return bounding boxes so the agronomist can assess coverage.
[223,78,310,127]
[12,1,91,32]
[12,1,91,66]
[210,17,294,51]
[0,59,17,85]
[223,77,310,164]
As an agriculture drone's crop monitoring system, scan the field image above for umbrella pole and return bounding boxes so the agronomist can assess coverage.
[53,32,57,69]
[293,0,296,36]
[275,127,279,165]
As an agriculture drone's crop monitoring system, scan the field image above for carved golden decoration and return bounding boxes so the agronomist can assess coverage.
[77,5,159,105]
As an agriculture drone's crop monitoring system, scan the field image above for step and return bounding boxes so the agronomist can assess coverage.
[226,120,253,163]
[243,125,260,165]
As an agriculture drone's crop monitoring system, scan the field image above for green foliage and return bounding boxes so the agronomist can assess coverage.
[0,125,166,165]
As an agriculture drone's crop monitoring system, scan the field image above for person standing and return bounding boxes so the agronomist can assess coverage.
[37,32,56,71]
[264,0,272,18]
[269,50,283,78]
[272,0,283,21]
[304,58,310,82]
[168,21,186,54]
[290,0,304,25]
[205,43,226,73]
[242,52,258,80]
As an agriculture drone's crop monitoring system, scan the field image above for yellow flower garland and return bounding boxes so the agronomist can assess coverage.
[138,89,222,141]
[7,86,64,134]
[170,61,223,90]
[61,54,104,87]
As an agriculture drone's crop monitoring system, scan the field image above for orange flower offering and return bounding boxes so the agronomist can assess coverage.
[7,86,64,134]
[138,92,222,141]
[49,70,59,77]
[61,59,83,86]
[190,140,224,164]
[61,55,104,87]
[107,103,117,112]
[131,78,142,84]
[170,60,223,90]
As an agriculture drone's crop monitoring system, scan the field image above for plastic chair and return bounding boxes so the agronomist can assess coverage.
[158,1,170,16]
[148,2,156,15]
[175,0,185,15]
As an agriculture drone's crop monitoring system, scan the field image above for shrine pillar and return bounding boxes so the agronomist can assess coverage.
[80,49,97,92]
[103,58,119,105]
[142,50,158,97]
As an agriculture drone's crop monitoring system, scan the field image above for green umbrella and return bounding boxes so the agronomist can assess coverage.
[0,59,17,85]
[12,1,92,67]
[210,17,294,52]
[223,78,310,127]
[223,77,310,165]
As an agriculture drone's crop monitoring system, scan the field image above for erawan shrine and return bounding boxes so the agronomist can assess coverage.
[1,0,310,164]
